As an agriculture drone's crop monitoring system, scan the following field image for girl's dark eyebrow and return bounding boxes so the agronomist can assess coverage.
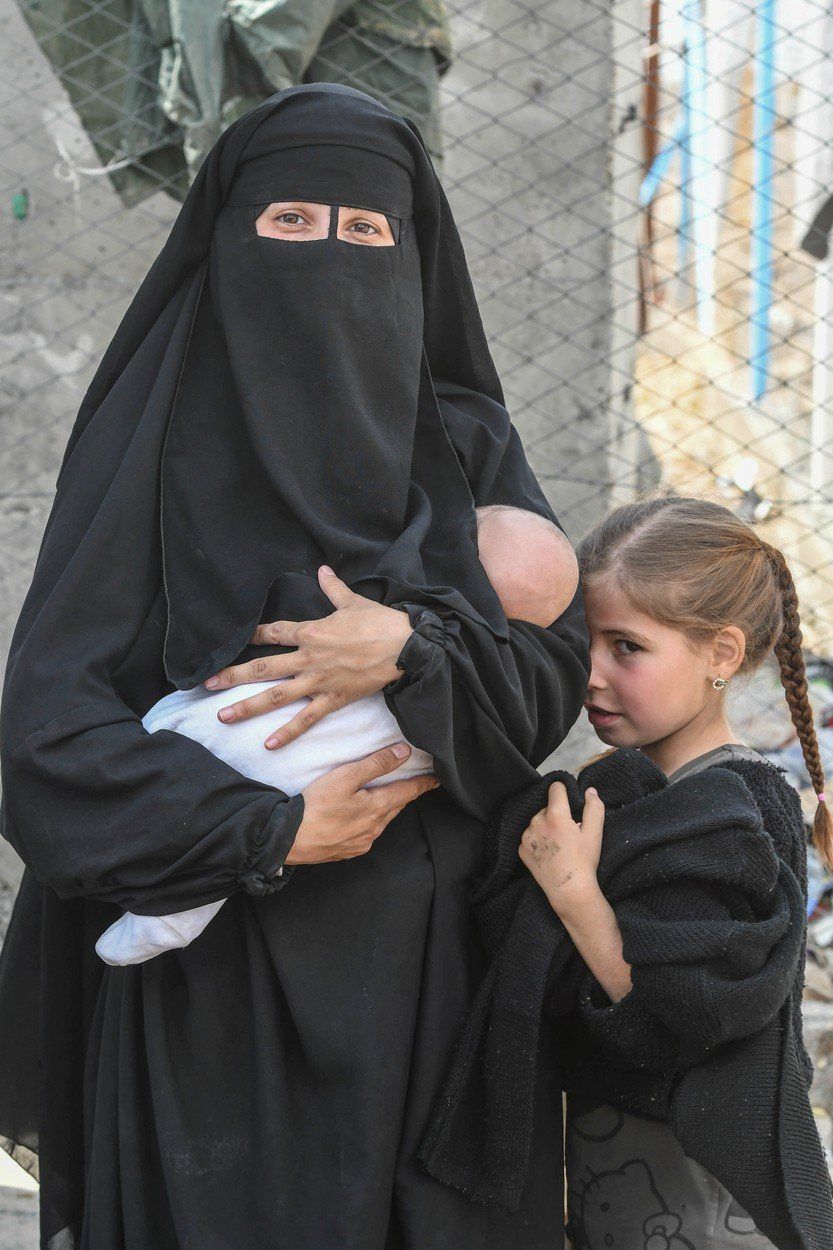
[599,627,651,644]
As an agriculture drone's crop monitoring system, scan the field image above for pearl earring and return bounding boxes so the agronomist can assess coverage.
[711,675,728,690]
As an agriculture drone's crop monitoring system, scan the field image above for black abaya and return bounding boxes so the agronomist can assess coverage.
[0,83,589,1249]
[80,786,565,1249]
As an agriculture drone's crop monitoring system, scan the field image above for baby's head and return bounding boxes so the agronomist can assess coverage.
[475,504,579,629]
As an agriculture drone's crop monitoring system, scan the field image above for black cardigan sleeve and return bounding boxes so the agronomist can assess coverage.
[573,862,805,1065]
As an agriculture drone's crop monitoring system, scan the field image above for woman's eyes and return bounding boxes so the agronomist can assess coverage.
[342,219,385,242]
[263,211,391,243]
[273,212,309,226]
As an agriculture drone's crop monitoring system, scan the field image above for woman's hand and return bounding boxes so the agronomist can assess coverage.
[204,565,413,749]
[518,781,605,914]
[286,742,439,864]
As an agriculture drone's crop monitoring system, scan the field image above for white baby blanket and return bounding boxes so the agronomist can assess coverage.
[95,680,434,965]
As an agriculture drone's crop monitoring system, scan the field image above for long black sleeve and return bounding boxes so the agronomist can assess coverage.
[384,597,589,820]
[0,652,304,916]
[381,380,591,819]
[573,865,804,1063]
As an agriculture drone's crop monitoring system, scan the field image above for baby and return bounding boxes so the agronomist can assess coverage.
[96,504,579,966]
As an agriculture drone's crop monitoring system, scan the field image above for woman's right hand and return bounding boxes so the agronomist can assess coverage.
[285,743,440,865]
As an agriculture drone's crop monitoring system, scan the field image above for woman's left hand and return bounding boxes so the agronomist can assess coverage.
[519,781,605,913]
[202,566,413,749]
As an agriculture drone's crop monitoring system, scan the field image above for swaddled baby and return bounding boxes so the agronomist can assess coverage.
[96,504,578,965]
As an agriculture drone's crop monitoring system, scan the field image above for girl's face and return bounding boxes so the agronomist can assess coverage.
[255,200,396,246]
[582,575,743,749]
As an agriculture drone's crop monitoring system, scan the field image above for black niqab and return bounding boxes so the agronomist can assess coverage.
[162,94,511,687]
[54,86,525,691]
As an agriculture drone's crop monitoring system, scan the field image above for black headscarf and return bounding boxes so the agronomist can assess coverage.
[49,83,536,691]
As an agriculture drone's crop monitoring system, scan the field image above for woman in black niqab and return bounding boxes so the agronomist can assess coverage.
[0,83,589,1249]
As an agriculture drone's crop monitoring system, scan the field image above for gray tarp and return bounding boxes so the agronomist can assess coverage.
[18,0,450,205]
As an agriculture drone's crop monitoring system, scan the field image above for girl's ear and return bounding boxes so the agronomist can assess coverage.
[710,624,746,678]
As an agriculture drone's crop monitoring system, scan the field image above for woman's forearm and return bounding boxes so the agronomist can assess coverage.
[550,876,633,1004]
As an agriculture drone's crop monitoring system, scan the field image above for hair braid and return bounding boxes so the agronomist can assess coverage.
[762,541,833,868]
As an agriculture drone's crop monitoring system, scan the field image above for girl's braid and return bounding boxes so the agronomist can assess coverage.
[761,540,833,867]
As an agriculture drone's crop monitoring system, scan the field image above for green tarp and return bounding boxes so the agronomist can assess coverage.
[19,0,450,204]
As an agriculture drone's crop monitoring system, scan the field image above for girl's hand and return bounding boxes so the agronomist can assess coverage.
[286,743,439,864]
[203,566,413,749]
[518,781,605,914]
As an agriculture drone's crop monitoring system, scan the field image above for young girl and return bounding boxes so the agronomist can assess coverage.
[517,493,833,1250]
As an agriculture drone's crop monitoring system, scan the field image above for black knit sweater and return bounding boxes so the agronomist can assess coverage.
[417,747,833,1250]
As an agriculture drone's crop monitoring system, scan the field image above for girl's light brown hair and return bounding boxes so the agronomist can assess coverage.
[577,492,833,869]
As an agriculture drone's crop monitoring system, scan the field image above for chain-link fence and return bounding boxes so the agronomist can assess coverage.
[1,0,832,741]
[3,0,833,1226]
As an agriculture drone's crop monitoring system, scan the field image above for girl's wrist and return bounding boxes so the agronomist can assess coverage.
[545,868,602,918]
